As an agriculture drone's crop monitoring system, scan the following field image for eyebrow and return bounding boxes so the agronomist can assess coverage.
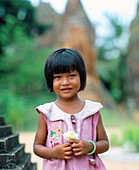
[70,70,78,73]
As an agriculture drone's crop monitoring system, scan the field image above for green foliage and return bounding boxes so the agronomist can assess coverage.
[0,0,50,55]
[0,0,57,131]
[0,90,26,130]
[0,24,56,131]
[0,0,36,34]
[100,108,124,127]
[122,124,139,152]
[0,22,53,95]
[108,123,139,152]
[102,107,139,152]
[0,89,56,131]
[110,133,122,146]
[103,13,124,38]
[0,15,17,53]
[97,13,128,103]
[0,0,35,54]
[97,57,124,101]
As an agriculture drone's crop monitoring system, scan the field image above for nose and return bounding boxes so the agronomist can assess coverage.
[62,77,69,85]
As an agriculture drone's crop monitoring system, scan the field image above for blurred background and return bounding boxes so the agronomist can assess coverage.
[0,0,139,169]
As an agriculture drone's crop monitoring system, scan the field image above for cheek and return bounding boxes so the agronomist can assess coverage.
[53,81,57,90]
[77,79,81,91]
[53,80,60,90]
[74,79,81,89]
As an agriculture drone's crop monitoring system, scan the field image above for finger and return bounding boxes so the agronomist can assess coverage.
[64,155,72,160]
[72,148,81,152]
[74,151,82,156]
[73,151,83,156]
[64,146,72,152]
[65,150,73,156]
[71,143,80,148]
[69,139,80,143]
[63,142,72,147]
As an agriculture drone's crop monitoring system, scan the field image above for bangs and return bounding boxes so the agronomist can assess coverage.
[44,48,86,92]
[52,52,76,74]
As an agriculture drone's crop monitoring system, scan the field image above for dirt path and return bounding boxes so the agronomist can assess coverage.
[19,132,42,170]
[19,131,139,170]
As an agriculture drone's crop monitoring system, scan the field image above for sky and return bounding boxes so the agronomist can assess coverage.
[30,0,139,36]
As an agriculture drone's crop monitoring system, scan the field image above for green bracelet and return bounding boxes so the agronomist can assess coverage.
[86,140,96,155]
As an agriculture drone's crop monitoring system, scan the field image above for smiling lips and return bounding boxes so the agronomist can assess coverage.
[61,88,72,93]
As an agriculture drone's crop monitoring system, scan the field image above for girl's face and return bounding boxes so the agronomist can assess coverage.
[53,69,81,100]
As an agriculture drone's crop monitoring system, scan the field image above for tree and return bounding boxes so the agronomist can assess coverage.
[0,0,48,55]
[0,0,55,130]
[97,13,129,103]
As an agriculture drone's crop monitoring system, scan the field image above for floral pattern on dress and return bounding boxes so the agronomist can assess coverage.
[49,127,62,148]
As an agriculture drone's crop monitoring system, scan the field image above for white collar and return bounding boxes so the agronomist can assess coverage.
[36,100,103,121]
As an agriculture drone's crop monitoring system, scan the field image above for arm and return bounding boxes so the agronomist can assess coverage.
[95,113,109,154]
[70,113,109,156]
[33,113,73,159]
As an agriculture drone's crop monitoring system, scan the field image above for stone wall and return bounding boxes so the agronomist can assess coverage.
[0,116,37,170]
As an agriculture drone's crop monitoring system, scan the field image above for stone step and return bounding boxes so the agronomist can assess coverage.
[0,116,37,169]
[15,153,31,170]
[0,116,5,125]
[0,153,32,170]
[0,125,12,138]
[0,134,19,153]
[29,163,37,170]
[0,144,25,169]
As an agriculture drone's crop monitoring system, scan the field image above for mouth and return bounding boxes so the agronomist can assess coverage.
[61,88,72,93]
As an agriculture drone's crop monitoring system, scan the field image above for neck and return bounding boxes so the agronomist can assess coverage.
[55,95,82,105]
[55,95,85,114]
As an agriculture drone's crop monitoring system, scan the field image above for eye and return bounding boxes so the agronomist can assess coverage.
[54,75,61,79]
[69,74,76,78]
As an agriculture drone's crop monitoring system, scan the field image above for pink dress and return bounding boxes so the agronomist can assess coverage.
[36,100,107,170]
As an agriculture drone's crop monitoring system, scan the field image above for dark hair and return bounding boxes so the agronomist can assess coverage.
[44,48,86,92]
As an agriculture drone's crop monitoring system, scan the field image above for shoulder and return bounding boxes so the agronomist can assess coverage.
[86,100,103,109]
[36,102,54,115]
[35,102,65,121]
[84,100,103,115]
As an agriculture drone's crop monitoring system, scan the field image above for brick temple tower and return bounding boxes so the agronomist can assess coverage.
[36,0,118,110]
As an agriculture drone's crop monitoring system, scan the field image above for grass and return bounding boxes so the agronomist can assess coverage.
[101,108,139,152]
[100,107,126,127]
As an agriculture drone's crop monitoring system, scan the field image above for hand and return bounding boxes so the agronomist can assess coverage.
[70,139,93,156]
[52,143,73,160]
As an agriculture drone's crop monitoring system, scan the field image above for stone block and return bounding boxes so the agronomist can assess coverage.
[0,153,31,170]
[30,163,37,170]
[0,125,12,138]
[0,144,25,168]
[0,134,19,153]
[0,116,37,170]
[15,153,31,170]
[0,116,5,125]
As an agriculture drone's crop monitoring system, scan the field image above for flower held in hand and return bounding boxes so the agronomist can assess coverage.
[63,131,78,141]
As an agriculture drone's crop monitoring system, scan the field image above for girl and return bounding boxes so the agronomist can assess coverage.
[33,48,109,170]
